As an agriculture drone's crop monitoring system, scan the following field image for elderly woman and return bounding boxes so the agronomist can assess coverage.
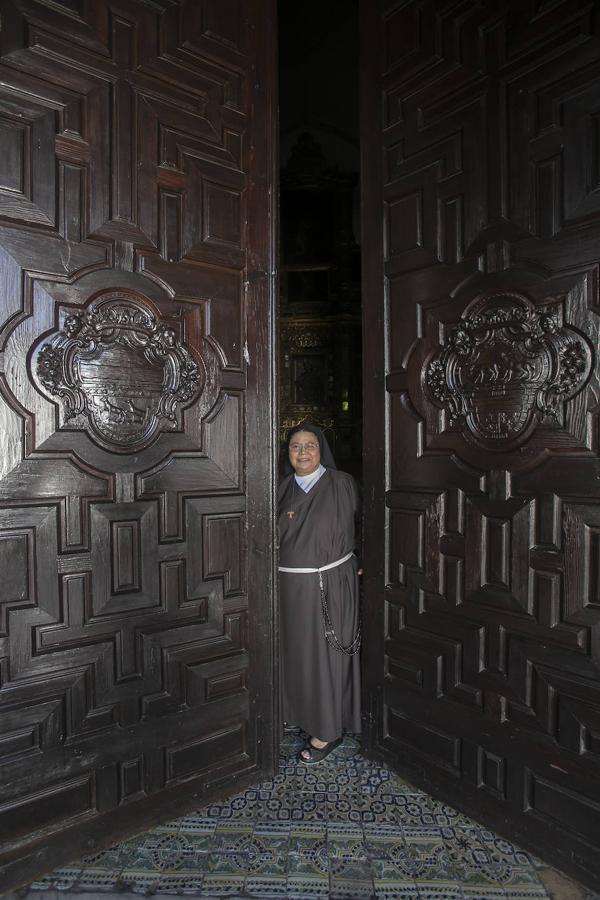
[278,421,362,763]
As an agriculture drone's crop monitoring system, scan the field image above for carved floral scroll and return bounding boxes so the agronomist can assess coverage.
[423,292,593,451]
[35,293,203,452]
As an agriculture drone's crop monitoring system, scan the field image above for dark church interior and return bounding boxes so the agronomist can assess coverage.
[278,0,362,481]
[2,1,600,898]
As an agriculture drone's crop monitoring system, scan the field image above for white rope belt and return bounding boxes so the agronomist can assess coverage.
[278,550,354,574]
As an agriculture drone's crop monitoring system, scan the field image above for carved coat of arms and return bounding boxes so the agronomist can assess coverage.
[424,293,593,451]
[35,293,203,452]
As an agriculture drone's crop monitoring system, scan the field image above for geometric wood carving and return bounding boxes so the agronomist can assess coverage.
[0,0,276,890]
[363,0,600,889]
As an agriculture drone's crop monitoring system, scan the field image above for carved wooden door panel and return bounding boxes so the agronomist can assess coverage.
[361,0,600,887]
[0,0,276,890]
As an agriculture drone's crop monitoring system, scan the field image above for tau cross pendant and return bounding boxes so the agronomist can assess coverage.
[286,511,295,519]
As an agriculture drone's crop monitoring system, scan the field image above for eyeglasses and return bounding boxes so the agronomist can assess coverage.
[289,442,319,452]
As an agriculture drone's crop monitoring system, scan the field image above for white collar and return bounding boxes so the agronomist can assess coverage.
[295,464,326,492]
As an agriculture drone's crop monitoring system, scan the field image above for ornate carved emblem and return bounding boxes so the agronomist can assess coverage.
[35,293,203,452]
[423,293,593,450]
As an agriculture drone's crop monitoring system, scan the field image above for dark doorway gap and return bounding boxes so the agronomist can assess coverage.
[278,0,362,482]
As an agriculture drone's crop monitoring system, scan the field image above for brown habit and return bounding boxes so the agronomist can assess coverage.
[279,468,362,742]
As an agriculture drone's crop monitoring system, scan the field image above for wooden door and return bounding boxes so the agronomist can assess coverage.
[361,0,600,888]
[0,0,277,890]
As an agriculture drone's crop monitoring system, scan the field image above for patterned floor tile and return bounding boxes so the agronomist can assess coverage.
[116,855,207,891]
[244,873,288,896]
[23,739,559,899]
[283,793,329,822]
[206,793,284,823]
[327,820,365,839]
[272,773,325,796]
[147,872,207,894]
[286,873,331,897]
[288,829,328,852]
[371,855,416,883]
[327,834,368,867]
[289,820,327,840]
[212,822,255,850]
[364,823,407,860]
[26,867,83,891]
[253,819,291,837]
[374,884,420,900]
[503,891,549,900]
[329,855,373,881]
[208,848,249,875]
[201,872,246,895]
[454,862,543,889]
[147,831,201,863]
[476,828,536,867]
[175,819,217,853]
[386,795,473,828]
[440,825,504,883]
[288,846,330,879]
[396,828,462,883]
[416,886,463,899]
[246,841,289,876]
[463,889,507,900]
[329,872,376,899]
[257,799,305,823]
[60,868,124,891]
[361,769,419,798]
[330,888,376,900]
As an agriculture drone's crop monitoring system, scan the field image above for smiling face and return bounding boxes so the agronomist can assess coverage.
[288,430,321,476]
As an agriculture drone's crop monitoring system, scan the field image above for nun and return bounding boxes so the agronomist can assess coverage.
[278,421,362,763]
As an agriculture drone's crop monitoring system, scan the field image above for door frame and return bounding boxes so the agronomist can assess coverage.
[359,0,387,756]
[244,0,281,788]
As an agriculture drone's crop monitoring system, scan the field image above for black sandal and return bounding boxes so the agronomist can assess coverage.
[299,737,342,764]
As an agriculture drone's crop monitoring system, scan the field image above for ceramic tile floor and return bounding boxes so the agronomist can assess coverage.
[18,731,599,899]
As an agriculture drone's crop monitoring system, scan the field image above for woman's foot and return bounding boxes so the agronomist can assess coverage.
[299,736,342,764]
